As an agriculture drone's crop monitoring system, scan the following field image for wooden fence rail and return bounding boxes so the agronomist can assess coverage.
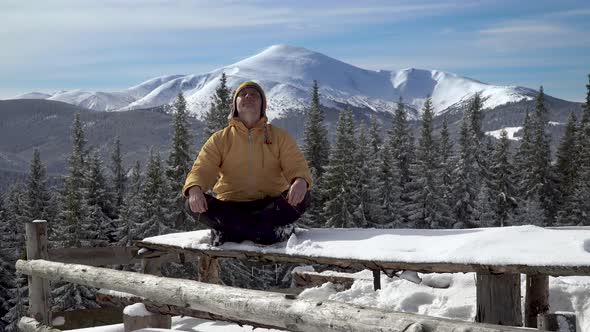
[16,259,533,332]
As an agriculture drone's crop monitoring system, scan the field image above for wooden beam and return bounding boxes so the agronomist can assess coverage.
[18,317,62,332]
[525,275,549,328]
[48,246,141,266]
[25,221,51,325]
[17,259,532,332]
[476,273,522,326]
[292,271,362,290]
[198,256,220,283]
[51,307,123,330]
[537,312,576,331]
[134,240,590,276]
[372,270,380,290]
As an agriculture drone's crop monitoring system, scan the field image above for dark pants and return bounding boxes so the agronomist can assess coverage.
[184,190,310,245]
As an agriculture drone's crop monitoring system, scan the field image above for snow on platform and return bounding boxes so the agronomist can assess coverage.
[142,225,590,267]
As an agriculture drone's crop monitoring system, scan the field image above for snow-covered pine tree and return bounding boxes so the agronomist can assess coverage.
[135,149,175,238]
[451,110,478,228]
[203,73,232,143]
[54,113,88,248]
[472,181,496,228]
[388,97,415,204]
[377,141,403,228]
[83,151,114,247]
[513,110,535,200]
[302,80,330,227]
[351,124,383,227]
[2,184,26,259]
[564,75,590,225]
[303,80,330,177]
[117,161,142,246]
[51,114,99,312]
[405,97,449,229]
[439,116,455,221]
[530,87,558,225]
[1,272,27,332]
[24,149,51,223]
[166,92,193,231]
[489,130,517,227]
[509,193,545,226]
[554,113,578,224]
[109,137,126,217]
[322,108,358,228]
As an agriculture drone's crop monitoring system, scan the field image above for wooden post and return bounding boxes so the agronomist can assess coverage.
[525,274,549,328]
[537,312,576,331]
[25,220,51,325]
[372,270,380,290]
[139,252,170,329]
[476,272,522,326]
[198,256,220,284]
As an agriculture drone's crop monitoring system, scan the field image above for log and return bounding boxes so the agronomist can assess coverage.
[134,240,590,276]
[96,291,280,329]
[538,312,576,331]
[17,259,531,332]
[138,250,171,330]
[525,274,549,328]
[475,273,522,326]
[51,307,123,330]
[25,221,51,325]
[18,317,62,332]
[48,246,140,266]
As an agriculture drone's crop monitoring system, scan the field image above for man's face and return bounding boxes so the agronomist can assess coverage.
[236,87,262,117]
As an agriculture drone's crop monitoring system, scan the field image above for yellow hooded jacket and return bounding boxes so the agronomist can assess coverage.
[182,116,313,202]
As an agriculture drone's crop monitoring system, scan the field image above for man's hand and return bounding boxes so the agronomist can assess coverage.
[287,178,307,206]
[188,186,208,213]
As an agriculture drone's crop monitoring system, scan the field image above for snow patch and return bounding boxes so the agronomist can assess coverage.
[123,303,153,317]
[485,127,523,141]
[52,316,65,326]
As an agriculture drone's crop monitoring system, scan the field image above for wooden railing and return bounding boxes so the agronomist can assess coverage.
[18,220,578,331]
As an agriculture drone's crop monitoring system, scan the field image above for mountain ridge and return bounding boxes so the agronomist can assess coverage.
[8,45,547,119]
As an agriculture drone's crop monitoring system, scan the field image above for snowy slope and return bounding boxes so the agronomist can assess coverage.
[10,45,539,119]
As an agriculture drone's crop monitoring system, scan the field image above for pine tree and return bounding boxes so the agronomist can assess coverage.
[322,108,358,228]
[135,149,175,238]
[554,113,578,221]
[489,130,517,227]
[530,87,557,225]
[83,151,113,247]
[405,98,449,229]
[472,182,496,228]
[439,116,455,220]
[303,80,331,178]
[302,80,331,227]
[377,141,403,228]
[117,161,143,246]
[351,125,383,227]
[55,113,88,248]
[166,92,193,231]
[564,75,590,225]
[3,184,26,258]
[451,113,478,228]
[203,73,232,142]
[513,110,535,197]
[109,137,126,216]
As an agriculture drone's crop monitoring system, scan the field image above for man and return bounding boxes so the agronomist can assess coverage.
[183,81,313,245]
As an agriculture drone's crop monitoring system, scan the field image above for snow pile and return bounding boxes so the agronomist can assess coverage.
[299,272,590,332]
[485,126,523,141]
[142,225,590,267]
[123,303,153,317]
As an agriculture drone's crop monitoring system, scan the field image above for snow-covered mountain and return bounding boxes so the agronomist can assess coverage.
[10,45,539,120]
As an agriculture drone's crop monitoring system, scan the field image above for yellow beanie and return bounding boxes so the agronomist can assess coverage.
[229,81,267,119]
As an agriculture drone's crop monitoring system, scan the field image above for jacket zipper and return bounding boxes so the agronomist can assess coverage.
[248,130,254,196]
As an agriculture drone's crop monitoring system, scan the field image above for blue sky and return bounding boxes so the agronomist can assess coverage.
[1,0,589,101]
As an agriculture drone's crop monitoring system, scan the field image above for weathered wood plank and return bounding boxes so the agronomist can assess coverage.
[134,240,590,276]
[476,273,522,326]
[96,291,280,329]
[292,271,362,290]
[198,256,220,283]
[18,317,62,332]
[25,221,51,325]
[525,274,549,328]
[17,259,532,332]
[48,246,140,266]
[51,307,123,330]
